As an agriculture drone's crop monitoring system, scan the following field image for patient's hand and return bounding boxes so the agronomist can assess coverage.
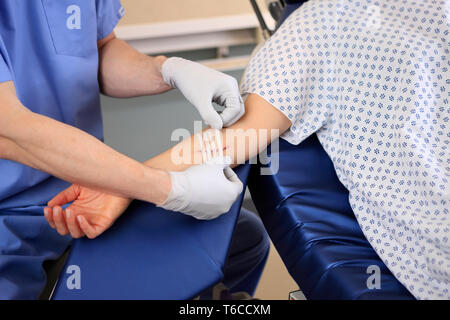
[44,184,131,239]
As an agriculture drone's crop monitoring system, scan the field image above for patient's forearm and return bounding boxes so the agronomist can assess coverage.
[144,94,291,172]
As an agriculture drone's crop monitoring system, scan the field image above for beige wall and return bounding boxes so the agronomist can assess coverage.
[254,242,300,300]
[118,0,263,25]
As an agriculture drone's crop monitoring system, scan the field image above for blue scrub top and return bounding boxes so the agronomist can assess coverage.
[0,0,124,210]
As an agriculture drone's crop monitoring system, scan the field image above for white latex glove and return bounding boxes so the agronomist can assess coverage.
[161,57,245,129]
[157,157,244,220]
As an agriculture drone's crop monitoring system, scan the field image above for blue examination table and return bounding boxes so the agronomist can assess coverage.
[248,137,414,299]
[52,165,250,300]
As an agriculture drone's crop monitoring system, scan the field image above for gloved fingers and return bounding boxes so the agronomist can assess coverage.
[224,167,244,194]
[44,207,56,229]
[197,101,223,129]
[64,208,85,239]
[78,215,113,239]
[219,95,245,127]
[206,131,219,159]
[52,206,70,236]
[48,184,79,207]
[223,166,238,181]
[224,167,244,192]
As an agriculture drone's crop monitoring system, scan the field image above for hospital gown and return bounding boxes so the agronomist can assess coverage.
[240,0,450,299]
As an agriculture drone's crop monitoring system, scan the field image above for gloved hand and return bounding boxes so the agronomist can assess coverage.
[158,158,244,220]
[161,57,245,129]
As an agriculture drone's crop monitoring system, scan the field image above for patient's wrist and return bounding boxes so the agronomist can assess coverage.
[154,55,168,76]
[146,167,172,206]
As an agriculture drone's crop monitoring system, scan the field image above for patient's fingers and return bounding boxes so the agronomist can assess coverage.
[64,208,85,238]
[44,207,56,229]
[53,206,69,236]
[48,185,79,207]
[77,216,97,239]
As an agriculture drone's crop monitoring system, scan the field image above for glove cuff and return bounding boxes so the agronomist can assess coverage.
[157,171,191,212]
[161,57,187,89]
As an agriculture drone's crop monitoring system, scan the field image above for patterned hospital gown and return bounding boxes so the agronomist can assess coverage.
[240,0,450,299]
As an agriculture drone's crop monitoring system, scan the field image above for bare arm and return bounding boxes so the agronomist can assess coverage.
[43,93,291,239]
[0,81,170,204]
[144,93,292,171]
[97,33,172,98]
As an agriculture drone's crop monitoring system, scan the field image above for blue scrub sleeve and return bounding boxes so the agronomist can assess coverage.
[0,53,11,83]
[95,0,125,41]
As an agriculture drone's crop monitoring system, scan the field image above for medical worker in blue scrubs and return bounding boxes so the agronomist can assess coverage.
[0,1,269,299]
